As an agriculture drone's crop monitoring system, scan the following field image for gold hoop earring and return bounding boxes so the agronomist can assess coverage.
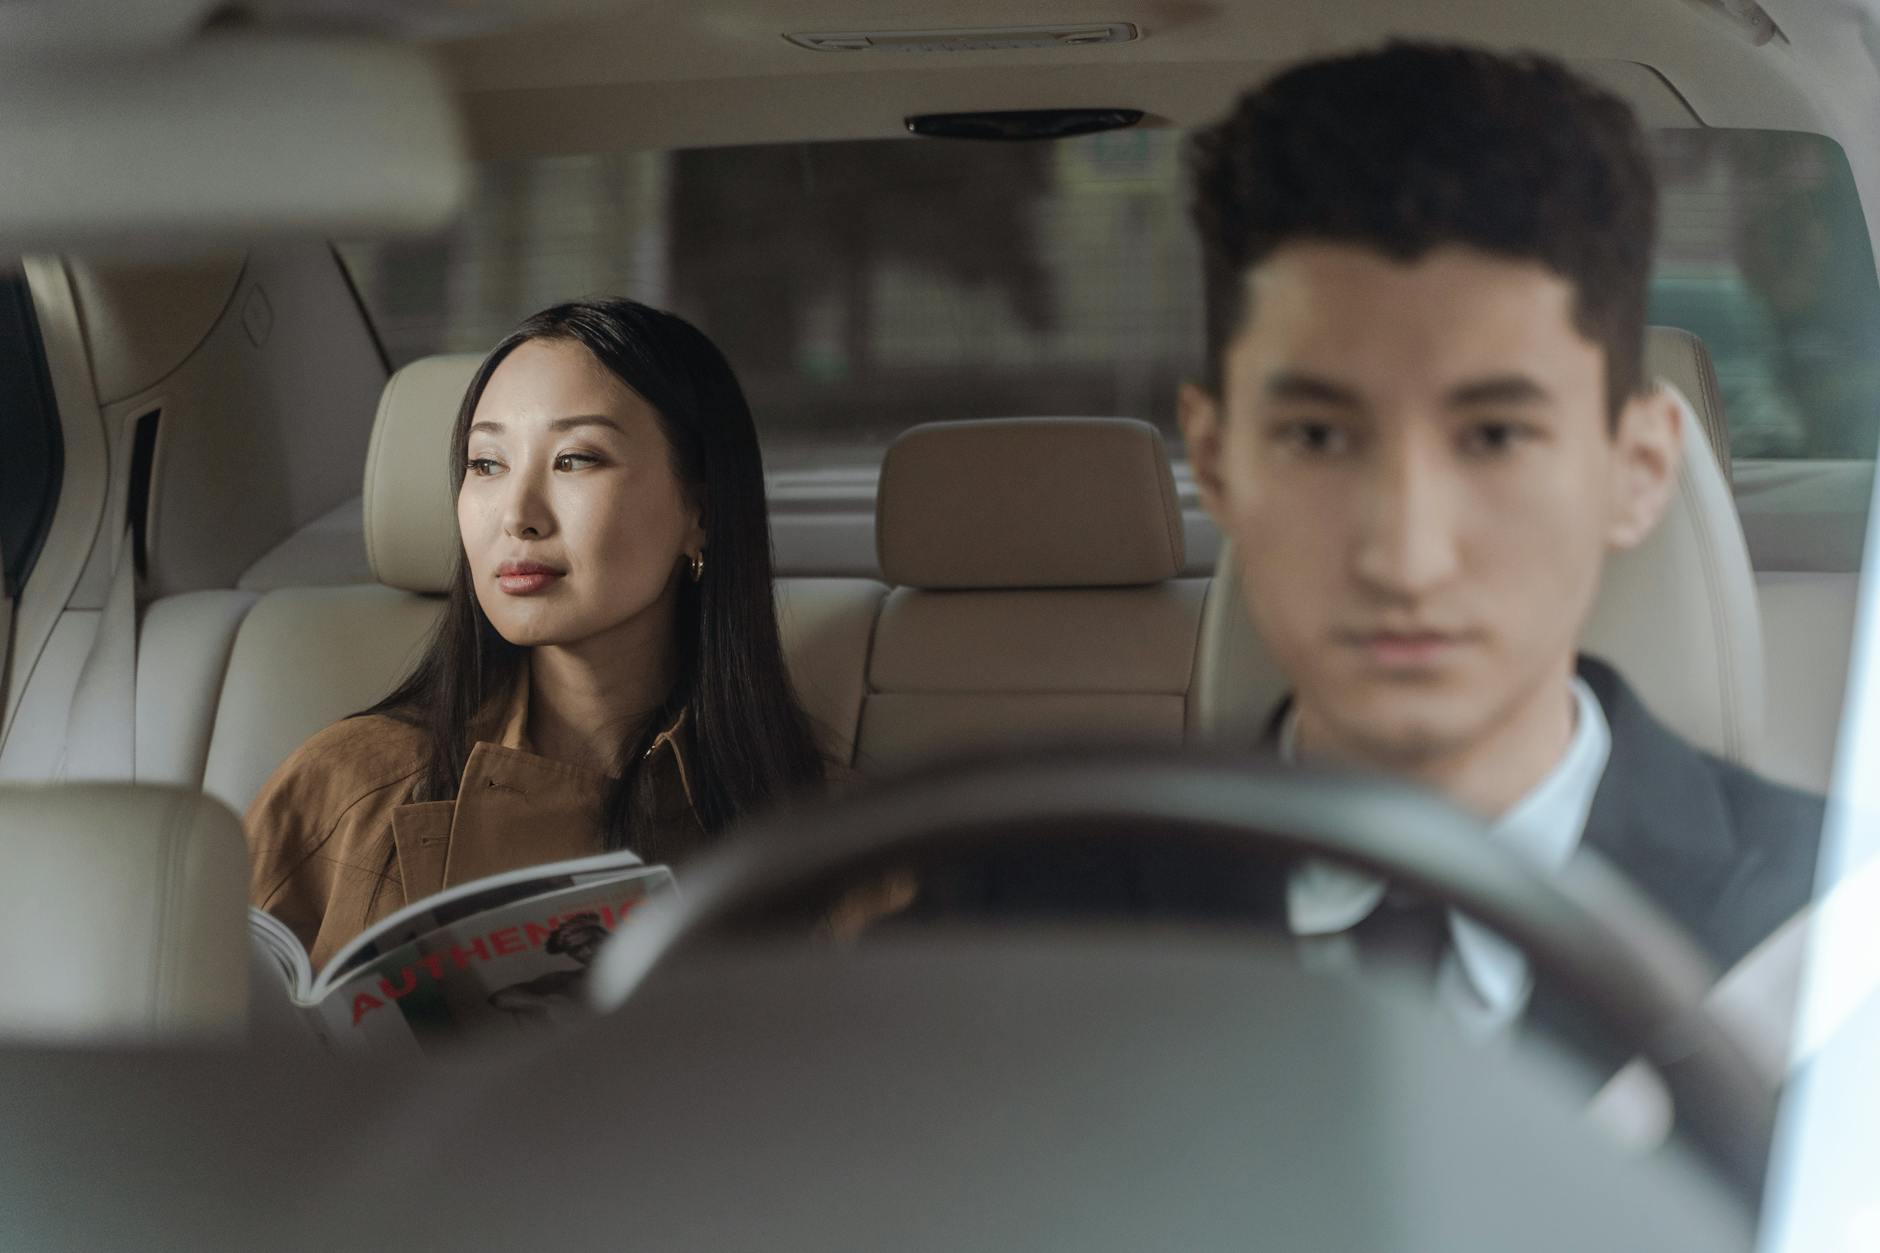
[690,551,705,583]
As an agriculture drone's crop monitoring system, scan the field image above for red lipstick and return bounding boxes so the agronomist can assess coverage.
[495,560,563,596]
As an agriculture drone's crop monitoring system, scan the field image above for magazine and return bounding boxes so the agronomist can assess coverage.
[248,850,675,1055]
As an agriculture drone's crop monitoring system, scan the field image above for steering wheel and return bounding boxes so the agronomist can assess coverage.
[589,748,1777,1201]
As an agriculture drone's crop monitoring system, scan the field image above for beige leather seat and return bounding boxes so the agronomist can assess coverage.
[0,783,249,1041]
[16,573,261,790]
[858,418,1206,766]
[1653,318,1860,794]
[199,354,887,815]
[1189,370,1763,764]
[1644,325,1732,479]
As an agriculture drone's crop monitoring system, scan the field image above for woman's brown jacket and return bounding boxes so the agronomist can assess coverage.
[244,674,700,970]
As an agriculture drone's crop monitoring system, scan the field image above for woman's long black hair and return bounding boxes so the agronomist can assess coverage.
[362,298,828,859]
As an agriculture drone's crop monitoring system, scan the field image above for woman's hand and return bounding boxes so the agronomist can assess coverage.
[820,870,920,942]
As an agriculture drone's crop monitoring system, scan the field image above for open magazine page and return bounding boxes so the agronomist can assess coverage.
[312,847,651,994]
[248,908,314,1001]
[310,865,675,1055]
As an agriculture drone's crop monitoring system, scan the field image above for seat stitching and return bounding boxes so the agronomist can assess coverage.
[1181,577,1214,729]
[1680,461,1741,758]
[1147,425,1184,578]
[873,446,898,584]
[853,585,893,771]
[1690,338,1731,474]
[862,588,896,695]
[153,794,188,1030]
[362,370,400,579]
[853,587,889,756]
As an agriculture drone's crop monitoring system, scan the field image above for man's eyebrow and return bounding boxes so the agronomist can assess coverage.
[1263,371,1364,407]
[1445,375,1553,407]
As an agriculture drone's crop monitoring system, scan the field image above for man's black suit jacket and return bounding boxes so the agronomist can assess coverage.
[1571,655,1820,973]
[914,656,1823,981]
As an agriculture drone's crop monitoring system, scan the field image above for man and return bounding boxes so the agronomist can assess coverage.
[1177,42,1821,1031]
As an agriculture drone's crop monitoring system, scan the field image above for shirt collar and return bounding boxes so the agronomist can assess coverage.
[1283,678,1613,1022]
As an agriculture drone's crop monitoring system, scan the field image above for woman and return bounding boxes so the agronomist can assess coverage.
[246,299,830,968]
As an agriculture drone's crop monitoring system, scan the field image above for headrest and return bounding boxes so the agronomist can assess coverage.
[877,418,1185,589]
[1645,326,1731,478]
[1190,383,1764,763]
[363,353,481,593]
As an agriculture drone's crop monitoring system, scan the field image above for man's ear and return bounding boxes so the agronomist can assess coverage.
[1178,381,1228,520]
[1606,385,1684,551]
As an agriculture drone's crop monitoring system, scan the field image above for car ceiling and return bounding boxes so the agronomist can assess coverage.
[5,1,1870,145]
[4,1,1871,156]
[6,0,1879,249]
[417,0,1846,156]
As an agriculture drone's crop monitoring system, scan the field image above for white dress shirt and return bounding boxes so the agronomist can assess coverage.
[1282,678,1612,1035]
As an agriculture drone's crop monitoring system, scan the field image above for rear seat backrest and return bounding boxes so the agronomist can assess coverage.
[1190,377,1764,763]
[201,585,449,813]
[200,356,476,813]
[859,418,1205,767]
[131,589,259,787]
[201,354,885,814]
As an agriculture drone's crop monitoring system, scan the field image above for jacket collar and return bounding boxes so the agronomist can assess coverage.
[1573,655,1741,929]
[1257,655,1744,934]
[392,668,700,902]
[484,667,694,797]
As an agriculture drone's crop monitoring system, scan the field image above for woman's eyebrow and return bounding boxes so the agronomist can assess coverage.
[467,414,622,437]
[546,414,623,433]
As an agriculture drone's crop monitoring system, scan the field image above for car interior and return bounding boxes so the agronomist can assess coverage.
[2,1,1876,1249]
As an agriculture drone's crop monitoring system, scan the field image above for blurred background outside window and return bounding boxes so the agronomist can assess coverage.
[340,128,1880,470]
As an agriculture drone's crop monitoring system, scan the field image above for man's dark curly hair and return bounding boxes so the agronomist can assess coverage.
[1188,42,1658,420]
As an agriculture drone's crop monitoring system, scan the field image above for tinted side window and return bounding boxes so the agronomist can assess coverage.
[1650,130,1880,460]
[0,265,62,595]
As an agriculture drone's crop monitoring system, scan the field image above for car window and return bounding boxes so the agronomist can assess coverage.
[340,132,1201,474]
[0,260,62,597]
[1651,129,1880,461]
[339,127,1880,471]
